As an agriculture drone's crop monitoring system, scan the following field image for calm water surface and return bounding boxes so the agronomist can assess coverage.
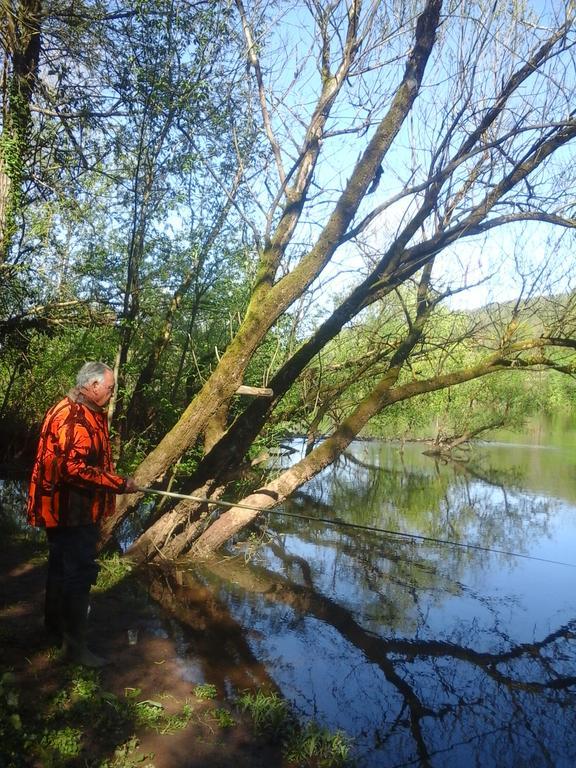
[182,440,576,768]
[5,438,575,767]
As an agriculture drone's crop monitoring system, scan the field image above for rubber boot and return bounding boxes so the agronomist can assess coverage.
[44,575,63,645]
[61,592,110,668]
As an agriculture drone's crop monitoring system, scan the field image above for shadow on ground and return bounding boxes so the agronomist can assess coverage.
[0,536,285,767]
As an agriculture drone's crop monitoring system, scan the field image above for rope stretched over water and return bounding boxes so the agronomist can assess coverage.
[136,486,576,569]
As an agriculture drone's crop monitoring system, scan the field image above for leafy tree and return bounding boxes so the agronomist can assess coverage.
[2,0,576,560]
[100,0,576,559]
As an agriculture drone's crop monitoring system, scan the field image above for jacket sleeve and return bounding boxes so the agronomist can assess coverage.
[57,415,127,493]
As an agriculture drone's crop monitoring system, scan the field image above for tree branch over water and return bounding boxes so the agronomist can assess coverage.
[191,553,576,764]
[2,0,576,560]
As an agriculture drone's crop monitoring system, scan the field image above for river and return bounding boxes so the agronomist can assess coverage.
[177,438,576,767]
[5,438,576,767]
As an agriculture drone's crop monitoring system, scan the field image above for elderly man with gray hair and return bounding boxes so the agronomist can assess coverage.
[27,361,138,667]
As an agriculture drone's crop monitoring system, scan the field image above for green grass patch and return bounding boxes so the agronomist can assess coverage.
[99,736,154,767]
[94,553,134,592]
[237,689,293,739]
[0,667,194,767]
[193,682,218,700]
[211,708,237,728]
[237,689,353,766]
[2,665,353,768]
[284,722,352,767]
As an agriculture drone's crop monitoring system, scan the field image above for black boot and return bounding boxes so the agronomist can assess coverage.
[61,592,109,668]
[44,575,63,644]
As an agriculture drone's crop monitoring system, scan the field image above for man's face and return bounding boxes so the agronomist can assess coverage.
[85,370,116,407]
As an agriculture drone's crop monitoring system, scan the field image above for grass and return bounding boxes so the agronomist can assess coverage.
[237,689,293,738]
[284,722,352,767]
[211,708,237,728]
[2,653,353,768]
[94,552,134,592]
[237,690,353,766]
[0,522,354,767]
[99,736,155,768]
[193,682,218,700]
[3,657,354,767]
[0,666,193,767]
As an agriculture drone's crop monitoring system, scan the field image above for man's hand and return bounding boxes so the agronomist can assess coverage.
[123,477,139,493]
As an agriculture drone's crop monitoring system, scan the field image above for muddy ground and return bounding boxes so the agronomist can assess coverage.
[0,533,286,768]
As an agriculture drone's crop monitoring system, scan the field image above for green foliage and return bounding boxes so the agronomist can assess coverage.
[94,553,134,593]
[122,687,194,733]
[3,640,352,768]
[237,689,294,738]
[0,0,257,463]
[0,325,119,428]
[158,703,195,735]
[0,129,24,188]
[193,682,218,700]
[284,722,352,767]
[133,699,165,728]
[371,365,574,441]
[99,736,155,768]
[237,689,353,766]
[1,0,575,544]
[0,129,24,248]
[284,293,576,443]
[0,665,195,767]
[211,708,237,728]
[38,726,83,759]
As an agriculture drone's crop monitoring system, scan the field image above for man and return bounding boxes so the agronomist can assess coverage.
[26,361,138,667]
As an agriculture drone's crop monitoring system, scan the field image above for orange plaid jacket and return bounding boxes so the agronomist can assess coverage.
[26,395,127,527]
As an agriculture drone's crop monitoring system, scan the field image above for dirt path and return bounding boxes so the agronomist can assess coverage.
[0,534,284,768]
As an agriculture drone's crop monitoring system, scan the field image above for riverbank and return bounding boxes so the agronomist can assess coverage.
[0,531,285,768]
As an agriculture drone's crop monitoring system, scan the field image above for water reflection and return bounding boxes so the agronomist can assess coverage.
[186,441,576,767]
[4,440,576,766]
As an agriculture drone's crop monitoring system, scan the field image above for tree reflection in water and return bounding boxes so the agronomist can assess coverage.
[155,442,576,767]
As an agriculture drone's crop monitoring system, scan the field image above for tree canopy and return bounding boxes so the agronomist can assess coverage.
[1,0,575,559]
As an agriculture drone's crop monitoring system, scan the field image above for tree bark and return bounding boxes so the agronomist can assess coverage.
[0,0,42,261]
[189,343,563,557]
[101,0,444,541]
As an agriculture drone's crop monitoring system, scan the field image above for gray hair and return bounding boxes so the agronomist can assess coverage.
[76,361,113,388]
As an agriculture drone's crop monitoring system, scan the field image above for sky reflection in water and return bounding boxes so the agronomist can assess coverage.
[212,440,576,767]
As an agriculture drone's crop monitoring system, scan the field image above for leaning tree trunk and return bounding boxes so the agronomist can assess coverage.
[185,353,516,558]
[101,0,445,546]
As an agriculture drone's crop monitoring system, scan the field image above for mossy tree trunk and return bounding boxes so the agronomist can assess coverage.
[105,0,576,559]
[102,0,444,541]
[0,0,41,261]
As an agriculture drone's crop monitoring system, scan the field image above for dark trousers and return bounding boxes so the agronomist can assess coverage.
[44,525,100,639]
[46,524,100,595]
